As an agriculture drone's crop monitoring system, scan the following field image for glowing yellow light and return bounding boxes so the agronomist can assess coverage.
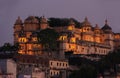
[59,36,67,41]
[28,51,34,55]
[69,44,76,51]
[32,37,37,41]
[18,37,27,42]
[71,45,75,49]
[68,26,73,30]
[18,51,25,54]
[95,37,100,43]
[71,37,76,43]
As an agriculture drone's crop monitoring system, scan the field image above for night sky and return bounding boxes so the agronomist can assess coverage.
[0,0,120,45]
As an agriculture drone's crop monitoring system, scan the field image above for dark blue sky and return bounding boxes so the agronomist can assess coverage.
[0,0,120,45]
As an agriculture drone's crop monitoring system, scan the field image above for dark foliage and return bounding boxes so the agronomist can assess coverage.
[48,18,69,26]
[98,49,120,72]
[0,43,20,52]
[48,17,81,28]
[69,64,97,78]
[0,43,20,58]
[69,49,120,78]
[35,16,81,27]
[37,28,59,51]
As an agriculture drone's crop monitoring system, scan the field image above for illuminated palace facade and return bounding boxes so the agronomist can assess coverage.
[13,16,120,56]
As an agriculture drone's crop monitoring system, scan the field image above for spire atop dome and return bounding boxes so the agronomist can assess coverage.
[85,16,88,22]
[18,16,21,20]
[105,19,108,25]
[96,24,98,26]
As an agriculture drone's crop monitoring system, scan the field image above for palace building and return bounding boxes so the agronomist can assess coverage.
[13,16,120,57]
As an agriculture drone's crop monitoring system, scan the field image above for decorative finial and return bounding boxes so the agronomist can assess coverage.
[105,19,108,25]
[95,24,99,29]
[95,24,98,27]
[18,16,21,20]
[85,16,88,21]
[42,14,45,18]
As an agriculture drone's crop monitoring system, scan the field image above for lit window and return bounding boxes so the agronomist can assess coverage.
[59,36,67,41]
[51,62,52,65]
[57,63,58,66]
[69,45,71,48]
[70,37,76,43]
[32,37,37,41]
[81,48,84,52]
[66,64,68,67]
[87,28,89,31]
[51,72,52,75]
[60,63,61,66]
[68,26,73,30]
[19,37,27,42]
[57,72,59,75]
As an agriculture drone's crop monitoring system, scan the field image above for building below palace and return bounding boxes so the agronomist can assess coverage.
[13,16,120,58]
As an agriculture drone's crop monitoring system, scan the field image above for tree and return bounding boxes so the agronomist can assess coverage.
[0,43,20,53]
[37,28,59,52]
[48,17,81,27]
[69,64,97,78]
[0,43,20,58]
[100,50,120,68]
[69,18,81,28]
[48,18,69,27]
[97,49,120,76]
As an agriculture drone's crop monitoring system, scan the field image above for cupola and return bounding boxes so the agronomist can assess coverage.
[68,19,75,26]
[40,16,48,24]
[68,19,75,30]
[81,17,92,32]
[82,17,91,26]
[40,16,48,30]
[24,16,39,24]
[14,16,23,25]
[14,16,23,32]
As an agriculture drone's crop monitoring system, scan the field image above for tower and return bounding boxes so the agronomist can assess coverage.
[59,33,68,59]
[101,19,114,51]
[81,17,93,42]
[94,24,101,43]
[59,20,77,58]
[13,16,23,43]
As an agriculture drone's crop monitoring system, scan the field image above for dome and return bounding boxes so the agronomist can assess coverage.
[82,17,91,26]
[102,25,112,30]
[68,19,75,26]
[15,16,22,25]
[24,16,39,24]
[40,16,48,24]
[102,19,112,30]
